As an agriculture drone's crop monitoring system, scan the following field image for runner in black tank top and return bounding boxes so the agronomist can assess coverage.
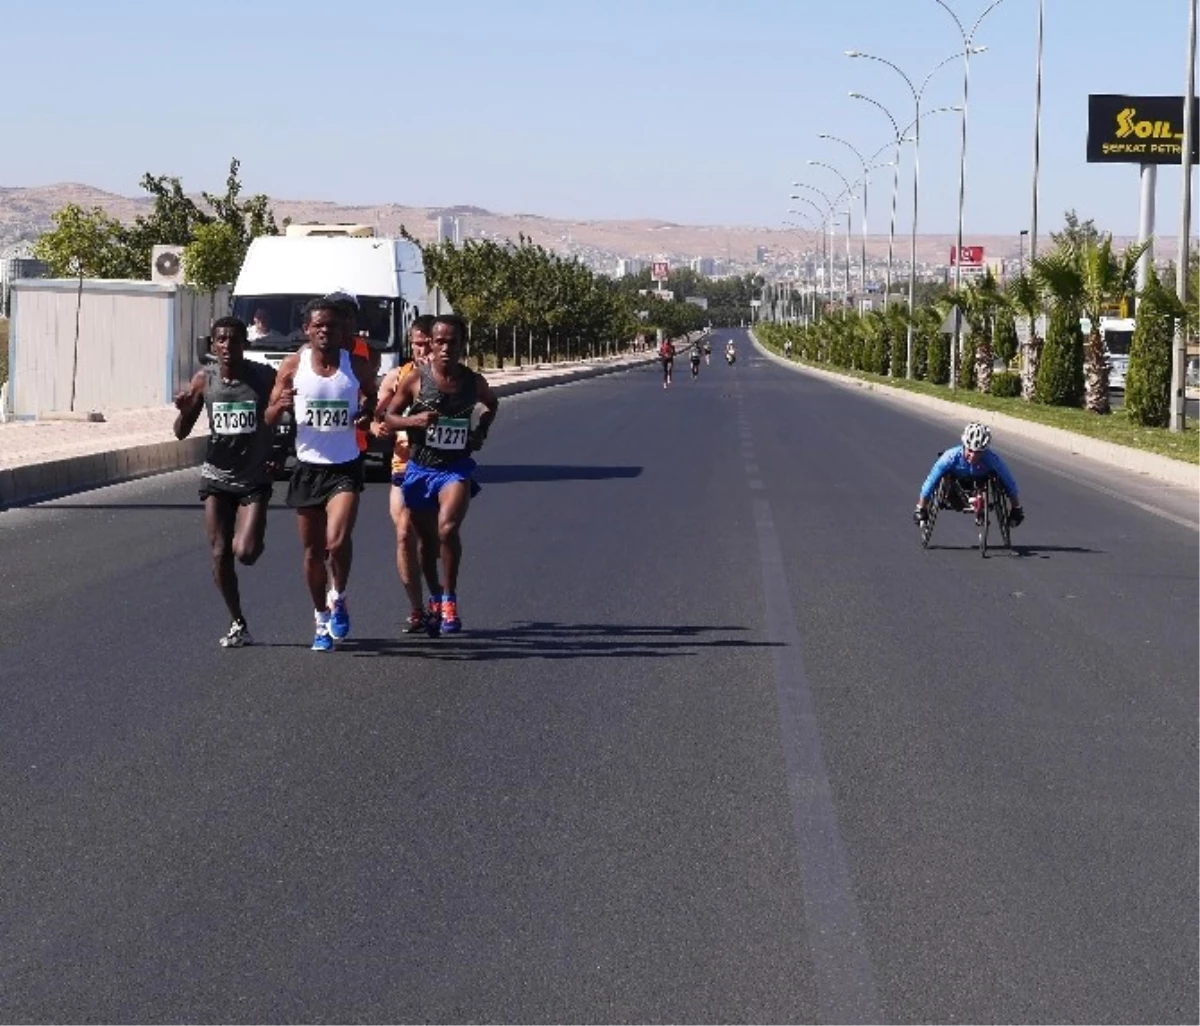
[384,314,500,636]
[173,318,277,648]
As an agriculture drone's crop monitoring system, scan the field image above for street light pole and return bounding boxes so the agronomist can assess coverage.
[847,51,960,379]
[792,186,839,314]
[850,94,904,320]
[1173,0,1197,433]
[934,0,1007,390]
[1030,0,1044,264]
[819,134,876,307]
[807,160,857,302]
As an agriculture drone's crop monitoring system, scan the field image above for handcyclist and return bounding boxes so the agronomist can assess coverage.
[266,298,379,651]
[172,317,277,648]
[725,338,736,365]
[690,343,701,379]
[384,314,499,636]
[372,315,437,631]
[913,422,1024,528]
[659,335,676,388]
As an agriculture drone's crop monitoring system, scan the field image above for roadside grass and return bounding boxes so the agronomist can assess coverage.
[761,340,1199,465]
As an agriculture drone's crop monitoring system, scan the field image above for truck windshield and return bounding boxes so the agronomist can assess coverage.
[232,295,395,351]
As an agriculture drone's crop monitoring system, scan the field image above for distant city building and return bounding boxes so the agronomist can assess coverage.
[756,246,768,264]
[436,215,462,245]
[690,257,716,276]
[616,258,646,277]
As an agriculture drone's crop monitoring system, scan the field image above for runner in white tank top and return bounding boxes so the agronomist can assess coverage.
[293,346,361,465]
[267,299,379,651]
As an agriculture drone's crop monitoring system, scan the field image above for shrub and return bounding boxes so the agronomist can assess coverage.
[989,371,1022,397]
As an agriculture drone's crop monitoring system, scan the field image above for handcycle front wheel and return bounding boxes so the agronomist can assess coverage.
[989,476,1012,550]
[920,480,944,549]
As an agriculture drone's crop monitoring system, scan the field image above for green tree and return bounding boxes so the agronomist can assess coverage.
[183,221,243,291]
[1032,249,1085,406]
[1050,209,1101,251]
[1078,235,1147,414]
[32,204,130,278]
[1125,268,1183,426]
[1005,272,1043,400]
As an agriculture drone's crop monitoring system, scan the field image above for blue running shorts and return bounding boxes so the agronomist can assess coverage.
[399,458,481,510]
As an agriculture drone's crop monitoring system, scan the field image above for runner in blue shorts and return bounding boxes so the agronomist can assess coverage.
[384,314,499,636]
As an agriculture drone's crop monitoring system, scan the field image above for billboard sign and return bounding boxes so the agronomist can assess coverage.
[651,260,670,282]
[950,245,984,267]
[1087,95,1200,164]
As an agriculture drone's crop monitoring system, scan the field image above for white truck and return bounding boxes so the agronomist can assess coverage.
[205,225,450,472]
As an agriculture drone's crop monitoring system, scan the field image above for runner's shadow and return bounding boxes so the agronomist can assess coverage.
[473,465,642,484]
[926,543,1102,557]
[346,620,779,663]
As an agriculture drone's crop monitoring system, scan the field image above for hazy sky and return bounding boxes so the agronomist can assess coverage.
[5,0,1197,239]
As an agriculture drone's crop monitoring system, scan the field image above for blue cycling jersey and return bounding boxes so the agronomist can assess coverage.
[920,444,1019,501]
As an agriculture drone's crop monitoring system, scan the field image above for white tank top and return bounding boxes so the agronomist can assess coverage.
[293,347,361,465]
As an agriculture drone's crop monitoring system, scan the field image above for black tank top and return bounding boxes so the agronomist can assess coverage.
[201,361,276,488]
[409,364,481,469]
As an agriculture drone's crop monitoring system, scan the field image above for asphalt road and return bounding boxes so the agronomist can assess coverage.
[1,331,1196,1024]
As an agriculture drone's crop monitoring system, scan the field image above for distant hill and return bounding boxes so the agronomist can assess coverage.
[0,182,1177,268]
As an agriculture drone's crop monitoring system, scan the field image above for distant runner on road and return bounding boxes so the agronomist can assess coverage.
[172,316,277,648]
[659,337,676,388]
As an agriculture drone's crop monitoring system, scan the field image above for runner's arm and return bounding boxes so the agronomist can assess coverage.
[918,450,957,504]
[351,353,379,424]
[172,370,207,440]
[264,354,300,425]
[384,373,436,431]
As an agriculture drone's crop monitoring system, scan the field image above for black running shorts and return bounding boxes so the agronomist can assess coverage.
[199,477,272,507]
[286,458,364,508]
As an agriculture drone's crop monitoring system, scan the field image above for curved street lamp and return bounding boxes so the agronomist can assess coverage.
[932,0,1008,388]
[847,48,964,378]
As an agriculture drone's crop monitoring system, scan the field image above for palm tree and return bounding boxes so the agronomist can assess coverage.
[1006,272,1043,401]
[1031,249,1085,407]
[949,270,1003,393]
[1078,235,1148,414]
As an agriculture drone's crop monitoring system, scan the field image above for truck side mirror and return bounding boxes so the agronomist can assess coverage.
[196,334,216,365]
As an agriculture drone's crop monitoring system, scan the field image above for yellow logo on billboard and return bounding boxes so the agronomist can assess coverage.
[1116,107,1184,141]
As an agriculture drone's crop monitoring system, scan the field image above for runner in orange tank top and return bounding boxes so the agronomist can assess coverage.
[372,315,436,631]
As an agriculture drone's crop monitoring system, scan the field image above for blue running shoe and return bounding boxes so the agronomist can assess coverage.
[329,596,350,641]
[312,614,334,652]
[440,596,462,634]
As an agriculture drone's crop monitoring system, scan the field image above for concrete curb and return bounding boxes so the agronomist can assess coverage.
[748,330,1199,492]
[0,355,659,510]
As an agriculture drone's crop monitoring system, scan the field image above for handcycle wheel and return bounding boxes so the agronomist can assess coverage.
[920,480,943,549]
[991,476,1012,549]
[978,484,990,557]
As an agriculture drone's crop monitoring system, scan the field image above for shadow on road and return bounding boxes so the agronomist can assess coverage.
[924,543,1102,557]
[343,620,779,662]
[473,464,643,484]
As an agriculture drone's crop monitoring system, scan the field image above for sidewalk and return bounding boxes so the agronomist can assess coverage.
[0,351,659,509]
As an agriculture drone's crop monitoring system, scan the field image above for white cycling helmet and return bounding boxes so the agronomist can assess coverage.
[962,422,992,451]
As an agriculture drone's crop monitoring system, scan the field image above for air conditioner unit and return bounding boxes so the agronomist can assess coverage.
[151,245,185,285]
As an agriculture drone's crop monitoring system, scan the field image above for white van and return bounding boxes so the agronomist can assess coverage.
[222,229,449,471]
[230,230,448,377]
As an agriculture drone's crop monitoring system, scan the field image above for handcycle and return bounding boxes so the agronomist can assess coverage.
[919,466,1012,557]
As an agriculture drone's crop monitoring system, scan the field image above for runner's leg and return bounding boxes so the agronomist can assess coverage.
[231,495,268,566]
[435,480,472,597]
[392,485,425,614]
[204,494,243,623]
[297,506,330,612]
[324,489,359,595]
